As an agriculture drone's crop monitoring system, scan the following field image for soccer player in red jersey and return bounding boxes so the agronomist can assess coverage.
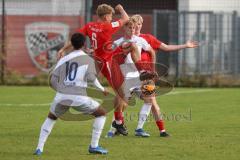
[130,14,198,137]
[58,4,129,85]
[57,4,141,135]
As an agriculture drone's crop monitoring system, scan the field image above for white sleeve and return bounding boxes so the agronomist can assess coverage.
[140,38,151,51]
[111,21,120,28]
[113,38,123,47]
[93,79,105,91]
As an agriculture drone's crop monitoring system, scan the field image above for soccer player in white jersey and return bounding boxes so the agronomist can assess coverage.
[107,19,157,137]
[34,33,109,155]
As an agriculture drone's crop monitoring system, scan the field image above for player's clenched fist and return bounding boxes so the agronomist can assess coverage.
[115,4,124,12]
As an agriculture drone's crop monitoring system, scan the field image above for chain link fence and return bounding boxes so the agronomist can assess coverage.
[153,10,240,86]
[1,0,240,86]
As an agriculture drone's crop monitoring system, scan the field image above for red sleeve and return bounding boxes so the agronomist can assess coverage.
[148,34,162,50]
[107,20,121,34]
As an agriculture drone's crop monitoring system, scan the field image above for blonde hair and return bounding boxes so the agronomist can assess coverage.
[96,4,115,18]
[130,14,143,24]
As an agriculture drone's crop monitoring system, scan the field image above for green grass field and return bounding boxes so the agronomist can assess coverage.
[0,86,239,160]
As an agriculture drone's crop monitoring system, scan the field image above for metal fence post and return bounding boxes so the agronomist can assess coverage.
[1,0,5,84]
[232,11,239,75]
[176,11,179,86]
[196,12,201,75]
[84,0,92,48]
[182,11,186,77]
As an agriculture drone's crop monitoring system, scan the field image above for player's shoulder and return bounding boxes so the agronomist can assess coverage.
[133,35,149,44]
[140,33,156,39]
[57,50,86,65]
[84,21,101,29]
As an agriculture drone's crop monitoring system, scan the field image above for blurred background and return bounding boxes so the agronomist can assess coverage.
[0,0,240,86]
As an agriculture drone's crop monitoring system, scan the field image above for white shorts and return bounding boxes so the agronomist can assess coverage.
[122,78,141,99]
[50,93,100,117]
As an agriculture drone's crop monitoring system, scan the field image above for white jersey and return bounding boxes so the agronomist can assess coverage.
[114,35,151,63]
[50,50,104,99]
[114,35,151,79]
[55,50,88,88]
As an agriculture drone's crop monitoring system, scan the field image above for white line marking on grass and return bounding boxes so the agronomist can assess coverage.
[165,89,214,96]
[0,90,214,106]
[0,103,51,106]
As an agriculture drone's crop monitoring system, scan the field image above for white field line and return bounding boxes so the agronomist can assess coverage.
[165,89,214,96]
[0,103,51,106]
[0,89,214,106]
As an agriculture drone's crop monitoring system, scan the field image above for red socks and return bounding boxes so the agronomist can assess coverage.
[114,111,124,124]
[156,120,165,132]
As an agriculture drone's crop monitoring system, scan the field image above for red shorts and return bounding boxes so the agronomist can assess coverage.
[138,52,154,71]
[95,47,126,90]
[141,52,152,62]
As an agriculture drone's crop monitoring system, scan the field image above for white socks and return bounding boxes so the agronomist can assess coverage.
[91,116,106,148]
[36,118,56,151]
[36,116,106,151]
[137,103,152,130]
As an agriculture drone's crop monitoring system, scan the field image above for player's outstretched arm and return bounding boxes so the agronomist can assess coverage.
[159,40,199,52]
[115,4,129,26]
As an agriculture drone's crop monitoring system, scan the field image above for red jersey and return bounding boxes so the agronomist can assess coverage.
[139,34,162,62]
[77,20,121,61]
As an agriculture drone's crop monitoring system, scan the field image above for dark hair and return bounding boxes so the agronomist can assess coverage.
[71,33,86,50]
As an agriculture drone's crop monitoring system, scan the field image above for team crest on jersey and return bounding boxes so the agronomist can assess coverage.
[25,22,69,72]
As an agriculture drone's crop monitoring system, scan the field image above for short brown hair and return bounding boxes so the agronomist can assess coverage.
[131,14,144,24]
[96,4,115,18]
[124,19,135,27]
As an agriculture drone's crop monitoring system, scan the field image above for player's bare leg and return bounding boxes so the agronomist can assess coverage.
[151,100,170,137]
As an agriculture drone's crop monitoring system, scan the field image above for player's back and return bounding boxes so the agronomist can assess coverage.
[78,21,121,60]
[51,50,97,96]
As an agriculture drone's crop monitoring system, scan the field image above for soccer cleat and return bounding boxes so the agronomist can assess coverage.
[88,146,108,154]
[135,128,150,137]
[112,121,128,136]
[33,149,42,156]
[139,70,159,81]
[160,132,170,137]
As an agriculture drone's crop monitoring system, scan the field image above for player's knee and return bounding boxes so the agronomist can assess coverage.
[143,96,154,104]
[92,106,106,117]
[152,104,160,114]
